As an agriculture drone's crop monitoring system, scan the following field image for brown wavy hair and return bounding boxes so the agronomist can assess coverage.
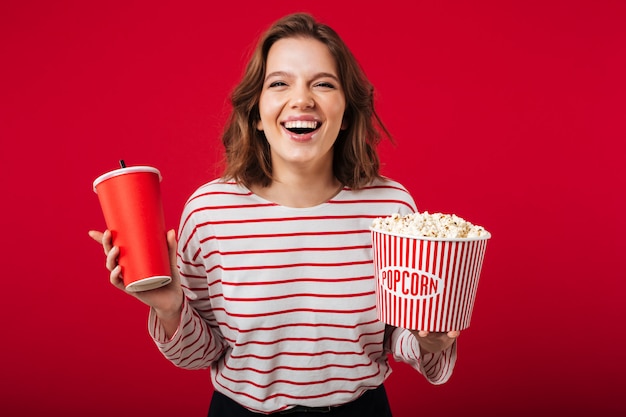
[220,12,392,189]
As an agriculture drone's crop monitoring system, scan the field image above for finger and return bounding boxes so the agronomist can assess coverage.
[417,330,429,338]
[102,230,114,254]
[166,229,177,264]
[88,230,104,244]
[110,265,126,290]
[166,229,179,280]
[447,330,460,338]
[106,245,119,272]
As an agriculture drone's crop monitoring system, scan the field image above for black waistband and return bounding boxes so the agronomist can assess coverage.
[278,385,386,414]
[278,404,333,414]
[208,385,391,416]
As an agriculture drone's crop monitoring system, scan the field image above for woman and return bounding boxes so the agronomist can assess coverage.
[90,12,459,416]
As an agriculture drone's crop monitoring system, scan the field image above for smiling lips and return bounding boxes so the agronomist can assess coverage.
[283,120,321,136]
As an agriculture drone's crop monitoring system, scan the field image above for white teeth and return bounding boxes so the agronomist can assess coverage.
[284,120,318,129]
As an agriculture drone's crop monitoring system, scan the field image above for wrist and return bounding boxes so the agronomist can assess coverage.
[417,341,435,356]
[154,295,183,322]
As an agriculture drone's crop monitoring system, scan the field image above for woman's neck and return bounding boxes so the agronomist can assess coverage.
[251,172,343,208]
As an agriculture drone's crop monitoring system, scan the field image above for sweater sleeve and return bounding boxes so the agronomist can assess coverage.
[386,326,457,384]
[146,191,228,369]
[147,294,226,369]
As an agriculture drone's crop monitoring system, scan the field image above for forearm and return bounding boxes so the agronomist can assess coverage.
[148,297,227,370]
[153,304,183,340]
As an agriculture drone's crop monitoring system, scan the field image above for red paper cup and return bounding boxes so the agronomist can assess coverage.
[371,228,490,332]
[93,166,172,292]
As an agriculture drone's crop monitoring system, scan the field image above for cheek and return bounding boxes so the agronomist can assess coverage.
[258,98,282,127]
[327,101,347,129]
[329,96,346,118]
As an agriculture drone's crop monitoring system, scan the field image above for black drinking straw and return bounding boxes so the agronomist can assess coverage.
[119,160,126,168]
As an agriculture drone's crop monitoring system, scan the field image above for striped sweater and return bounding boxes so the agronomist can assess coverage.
[148,177,456,414]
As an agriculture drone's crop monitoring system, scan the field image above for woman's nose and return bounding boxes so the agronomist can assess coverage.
[290,85,314,109]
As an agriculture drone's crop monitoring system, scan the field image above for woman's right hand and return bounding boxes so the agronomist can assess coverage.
[88,229,184,330]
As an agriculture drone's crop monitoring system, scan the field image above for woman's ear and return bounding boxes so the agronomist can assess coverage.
[257,119,264,131]
[341,115,348,130]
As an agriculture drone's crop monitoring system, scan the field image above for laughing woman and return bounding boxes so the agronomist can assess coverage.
[90,12,459,416]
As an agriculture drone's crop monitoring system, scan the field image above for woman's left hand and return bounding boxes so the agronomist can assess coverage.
[410,330,460,355]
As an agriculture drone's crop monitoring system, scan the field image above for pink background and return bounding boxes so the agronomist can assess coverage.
[1,1,624,416]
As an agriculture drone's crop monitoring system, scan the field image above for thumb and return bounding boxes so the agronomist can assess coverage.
[166,229,179,278]
[166,229,178,254]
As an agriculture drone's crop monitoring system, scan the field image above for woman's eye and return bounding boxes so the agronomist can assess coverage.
[269,81,287,88]
[315,82,335,89]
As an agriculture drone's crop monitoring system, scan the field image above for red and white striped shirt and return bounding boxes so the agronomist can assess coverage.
[148,177,457,414]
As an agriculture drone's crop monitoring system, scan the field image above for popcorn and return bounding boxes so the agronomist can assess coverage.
[371,211,491,331]
[371,212,488,238]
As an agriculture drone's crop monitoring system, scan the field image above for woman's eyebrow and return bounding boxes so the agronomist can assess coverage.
[264,71,340,82]
[265,71,290,80]
[314,72,340,82]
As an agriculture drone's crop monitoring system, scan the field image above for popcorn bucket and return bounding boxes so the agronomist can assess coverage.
[371,229,490,332]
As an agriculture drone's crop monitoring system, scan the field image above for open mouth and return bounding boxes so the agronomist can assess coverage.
[283,120,321,135]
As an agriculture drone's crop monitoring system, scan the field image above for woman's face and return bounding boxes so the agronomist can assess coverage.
[257,36,346,177]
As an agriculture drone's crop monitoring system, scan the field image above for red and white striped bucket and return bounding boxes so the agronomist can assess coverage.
[371,229,490,332]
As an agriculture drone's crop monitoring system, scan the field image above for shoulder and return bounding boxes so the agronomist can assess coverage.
[178,178,257,233]
[184,178,251,208]
[367,176,412,194]
[187,178,251,200]
[350,177,414,199]
[339,177,417,213]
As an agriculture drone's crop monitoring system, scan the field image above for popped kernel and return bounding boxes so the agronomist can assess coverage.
[371,212,488,238]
